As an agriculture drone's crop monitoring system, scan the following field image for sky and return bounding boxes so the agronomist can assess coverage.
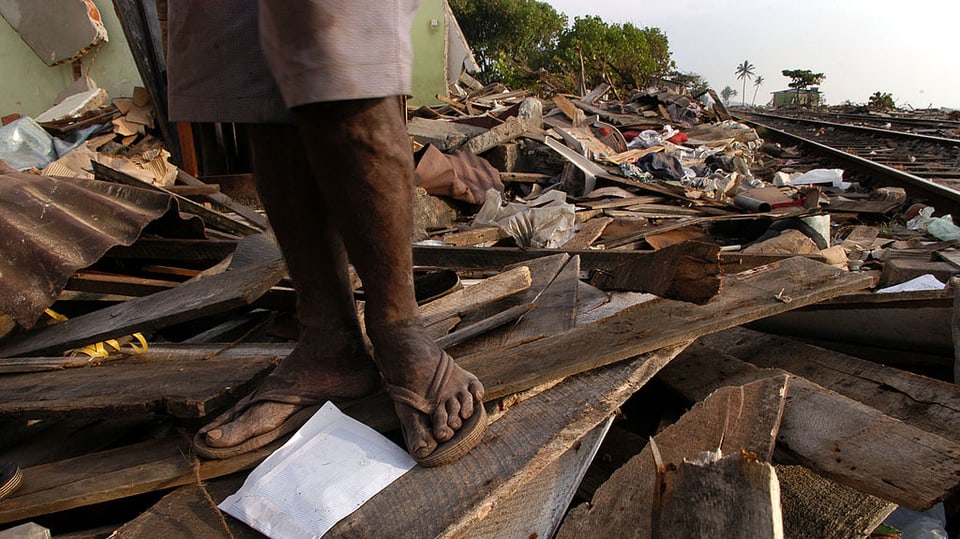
[540,0,960,109]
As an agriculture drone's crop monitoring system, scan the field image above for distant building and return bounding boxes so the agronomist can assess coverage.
[771,87,822,107]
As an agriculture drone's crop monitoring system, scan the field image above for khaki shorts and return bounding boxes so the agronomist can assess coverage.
[167,0,420,123]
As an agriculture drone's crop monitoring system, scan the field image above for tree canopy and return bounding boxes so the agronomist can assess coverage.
[449,0,674,94]
[868,91,895,111]
[781,69,825,105]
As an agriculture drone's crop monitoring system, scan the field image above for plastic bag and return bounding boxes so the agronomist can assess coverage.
[907,206,960,241]
[473,189,576,248]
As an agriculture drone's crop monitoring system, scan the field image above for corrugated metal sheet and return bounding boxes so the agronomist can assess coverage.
[0,173,194,328]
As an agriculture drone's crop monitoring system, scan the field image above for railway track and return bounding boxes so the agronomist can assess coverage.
[752,109,960,138]
[737,111,960,215]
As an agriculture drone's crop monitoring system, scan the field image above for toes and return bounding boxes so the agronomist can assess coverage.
[445,397,463,430]
[396,404,437,457]
[433,404,455,442]
[468,378,484,401]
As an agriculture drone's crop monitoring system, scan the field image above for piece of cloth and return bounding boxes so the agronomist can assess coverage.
[167,0,420,123]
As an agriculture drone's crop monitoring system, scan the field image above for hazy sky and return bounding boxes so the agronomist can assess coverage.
[541,0,959,109]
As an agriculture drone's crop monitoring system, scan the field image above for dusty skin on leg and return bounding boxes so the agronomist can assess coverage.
[200,124,381,450]
[292,98,486,463]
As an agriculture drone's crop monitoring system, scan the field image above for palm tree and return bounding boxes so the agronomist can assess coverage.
[735,60,755,106]
[751,75,765,107]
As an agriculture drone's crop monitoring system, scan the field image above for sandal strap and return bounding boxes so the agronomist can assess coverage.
[383,351,454,415]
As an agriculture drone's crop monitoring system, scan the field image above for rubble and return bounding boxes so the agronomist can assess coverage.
[1,46,960,539]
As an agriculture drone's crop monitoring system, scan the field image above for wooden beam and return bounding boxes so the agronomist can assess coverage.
[176,170,269,230]
[414,240,722,304]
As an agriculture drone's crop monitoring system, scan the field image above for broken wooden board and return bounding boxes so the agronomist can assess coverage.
[414,240,722,304]
[0,256,285,358]
[560,216,613,250]
[0,354,279,420]
[0,258,868,522]
[700,327,960,443]
[419,265,532,326]
[92,162,261,237]
[656,452,784,539]
[777,465,895,539]
[449,253,576,357]
[0,345,689,527]
[462,256,872,400]
[557,376,789,539]
[176,170,269,230]
[658,340,960,511]
[327,345,690,538]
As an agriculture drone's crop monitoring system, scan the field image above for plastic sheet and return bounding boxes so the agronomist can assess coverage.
[473,189,576,248]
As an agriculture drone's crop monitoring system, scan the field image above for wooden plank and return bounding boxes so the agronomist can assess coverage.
[439,226,507,247]
[452,418,612,539]
[0,355,279,419]
[461,256,872,401]
[656,452,784,539]
[106,238,238,264]
[0,345,689,527]
[557,376,789,539]
[66,270,179,297]
[0,256,285,358]
[92,162,261,237]
[658,340,960,511]
[700,327,960,442]
[0,258,868,523]
[419,265,532,326]
[414,240,723,304]
[561,216,613,250]
[777,465,895,539]
[462,117,526,154]
[447,254,573,357]
[113,474,265,538]
[176,170,270,230]
[329,345,690,538]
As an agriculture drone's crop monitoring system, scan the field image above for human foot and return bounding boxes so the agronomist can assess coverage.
[373,325,486,466]
[194,345,380,458]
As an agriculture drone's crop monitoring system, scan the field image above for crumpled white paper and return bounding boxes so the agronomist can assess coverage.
[219,402,416,539]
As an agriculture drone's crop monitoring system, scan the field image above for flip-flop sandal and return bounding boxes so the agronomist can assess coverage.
[192,393,322,459]
[384,351,487,467]
[0,461,22,501]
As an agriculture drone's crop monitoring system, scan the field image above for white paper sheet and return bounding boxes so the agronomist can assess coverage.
[219,401,416,539]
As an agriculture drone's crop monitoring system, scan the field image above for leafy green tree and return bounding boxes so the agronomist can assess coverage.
[448,1,674,95]
[720,85,737,106]
[751,75,765,106]
[448,0,566,87]
[669,71,710,97]
[868,91,895,111]
[735,60,754,106]
[781,69,825,105]
[550,16,674,94]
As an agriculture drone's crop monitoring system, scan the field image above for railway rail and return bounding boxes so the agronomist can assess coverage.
[737,111,960,216]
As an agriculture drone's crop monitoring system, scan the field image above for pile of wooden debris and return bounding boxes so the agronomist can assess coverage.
[0,76,958,539]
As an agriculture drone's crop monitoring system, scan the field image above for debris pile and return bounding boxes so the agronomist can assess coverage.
[0,54,958,539]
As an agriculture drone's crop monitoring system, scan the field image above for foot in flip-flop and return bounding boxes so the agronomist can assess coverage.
[193,346,381,459]
[384,350,486,467]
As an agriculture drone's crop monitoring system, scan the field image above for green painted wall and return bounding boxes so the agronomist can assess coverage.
[410,0,447,107]
[0,0,143,119]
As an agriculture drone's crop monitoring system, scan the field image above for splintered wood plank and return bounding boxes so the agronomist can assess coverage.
[0,355,279,419]
[414,240,722,304]
[176,170,269,230]
[658,341,960,511]
[419,265,532,326]
[657,453,784,539]
[700,327,960,442]
[0,257,285,358]
[777,465,895,539]
[557,376,789,539]
[328,345,690,539]
[463,256,872,401]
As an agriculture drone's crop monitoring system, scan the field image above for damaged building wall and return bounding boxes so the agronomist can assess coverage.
[0,0,142,118]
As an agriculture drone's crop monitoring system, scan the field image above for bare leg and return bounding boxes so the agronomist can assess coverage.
[292,98,485,459]
[202,123,380,448]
